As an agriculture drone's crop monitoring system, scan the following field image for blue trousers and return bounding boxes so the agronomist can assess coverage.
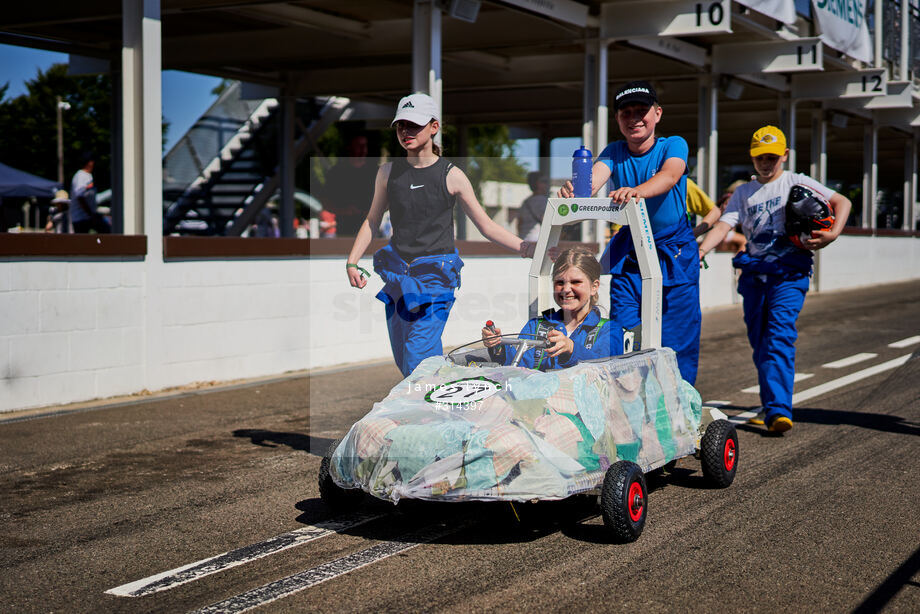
[737,272,810,423]
[384,296,454,377]
[610,274,701,385]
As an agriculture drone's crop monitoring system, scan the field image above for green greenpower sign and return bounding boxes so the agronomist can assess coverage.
[557,204,569,216]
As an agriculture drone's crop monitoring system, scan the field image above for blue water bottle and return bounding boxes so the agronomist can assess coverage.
[572,146,592,197]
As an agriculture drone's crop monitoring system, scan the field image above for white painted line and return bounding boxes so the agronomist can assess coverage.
[822,352,878,369]
[191,522,466,614]
[703,400,732,406]
[792,354,912,405]
[106,511,383,597]
[888,335,920,349]
[741,373,813,394]
[728,409,761,424]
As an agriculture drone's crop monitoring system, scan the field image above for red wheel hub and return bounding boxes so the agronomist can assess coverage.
[724,438,736,471]
[627,481,644,522]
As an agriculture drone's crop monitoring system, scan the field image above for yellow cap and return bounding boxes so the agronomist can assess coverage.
[750,125,787,156]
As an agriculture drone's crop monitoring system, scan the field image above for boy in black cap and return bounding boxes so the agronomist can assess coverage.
[559,80,700,384]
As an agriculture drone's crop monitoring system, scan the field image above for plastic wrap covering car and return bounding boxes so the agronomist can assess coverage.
[329,348,702,503]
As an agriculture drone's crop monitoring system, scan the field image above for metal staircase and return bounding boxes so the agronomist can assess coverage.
[162,82,350,235]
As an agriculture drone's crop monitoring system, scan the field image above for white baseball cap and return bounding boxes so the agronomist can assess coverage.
[391,93,440,127]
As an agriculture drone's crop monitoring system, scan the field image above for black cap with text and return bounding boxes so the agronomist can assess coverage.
[614,80,658,111]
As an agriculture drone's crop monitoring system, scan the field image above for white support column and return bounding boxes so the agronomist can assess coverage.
[279,94,295,238]
[412,0,442,148]
[786,98,797,173]
[594,38,609,250]
[139,0,162,254]
[121,0,144,235]
[810,108,827,183]
[863,121,878,229]
[903,137,912,230]
[911,131,919,231]
[901,0,910,81]
[582,42,597,154]
[595,39,609,157]
[124,0,164,393]
[707,77,718,197]
[697,75,711,194]
[875,0,884,70]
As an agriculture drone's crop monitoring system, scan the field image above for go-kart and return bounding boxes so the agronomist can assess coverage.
[320,197,738,542]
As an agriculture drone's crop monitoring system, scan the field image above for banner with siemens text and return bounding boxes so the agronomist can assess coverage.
[735,0,796,25]
[811,0,873,63]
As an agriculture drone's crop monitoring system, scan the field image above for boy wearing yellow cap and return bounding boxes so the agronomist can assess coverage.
[698,126,851,433]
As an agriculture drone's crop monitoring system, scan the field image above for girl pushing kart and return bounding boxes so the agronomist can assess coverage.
[346,93,532,376]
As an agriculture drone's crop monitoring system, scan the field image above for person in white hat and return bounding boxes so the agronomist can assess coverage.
[45,189,71,233]
[345,92,533,376]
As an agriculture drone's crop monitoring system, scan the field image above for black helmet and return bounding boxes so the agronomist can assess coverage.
[786,184,834,249]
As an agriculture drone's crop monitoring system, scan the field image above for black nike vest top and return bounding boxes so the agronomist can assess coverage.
[386,157,456,262]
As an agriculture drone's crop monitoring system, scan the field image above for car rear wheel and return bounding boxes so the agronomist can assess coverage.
[700,419,738,488]
[600,461,647,543]
[318,439,364,511]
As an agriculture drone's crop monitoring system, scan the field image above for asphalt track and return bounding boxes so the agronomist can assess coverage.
[1,280,918,613]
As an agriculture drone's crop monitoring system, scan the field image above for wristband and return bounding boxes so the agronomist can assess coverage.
[346,263,371,278]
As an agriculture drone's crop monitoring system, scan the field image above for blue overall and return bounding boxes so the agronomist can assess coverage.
[597,136,699,384]
[601,219,701,384]
[495,308,621,371]
[373,243,463,376]
[733,250,813,424]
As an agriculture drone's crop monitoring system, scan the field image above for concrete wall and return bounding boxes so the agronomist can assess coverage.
[1,257,309,413]
[1,234,917,412]
[815,235,920,291]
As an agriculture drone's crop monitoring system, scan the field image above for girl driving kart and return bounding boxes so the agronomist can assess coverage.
[481,247,622,371]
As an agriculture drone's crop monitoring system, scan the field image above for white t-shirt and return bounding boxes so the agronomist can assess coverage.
[70,169,96,223]
[720,171,835,259]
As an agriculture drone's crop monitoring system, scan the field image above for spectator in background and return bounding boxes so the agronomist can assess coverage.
[45,189,71,233]
[322,134,378,237]
[695,178,747,253]
[686,177,715,230]
[70,152,110,234]
[517,171,549,241]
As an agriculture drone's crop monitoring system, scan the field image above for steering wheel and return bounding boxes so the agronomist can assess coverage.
[484,335,553,367]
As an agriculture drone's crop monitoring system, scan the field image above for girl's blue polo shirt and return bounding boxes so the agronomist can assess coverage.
[598,136,688,232]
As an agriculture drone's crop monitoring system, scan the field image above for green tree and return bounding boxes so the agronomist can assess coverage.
[378,123,528,200]
[0,63,112,191]
[444,124,527,199]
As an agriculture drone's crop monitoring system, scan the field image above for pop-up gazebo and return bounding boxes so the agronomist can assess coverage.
[0,162,59,198]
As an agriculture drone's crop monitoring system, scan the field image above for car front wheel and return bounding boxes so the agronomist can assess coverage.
[600,461,647,543]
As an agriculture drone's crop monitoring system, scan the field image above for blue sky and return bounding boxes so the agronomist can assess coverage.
[1,42,580,178]
[0,43,221,153]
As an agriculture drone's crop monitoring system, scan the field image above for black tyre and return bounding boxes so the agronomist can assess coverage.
[700,419,739,488]
[318,439,364,511]
[600,461,647,543]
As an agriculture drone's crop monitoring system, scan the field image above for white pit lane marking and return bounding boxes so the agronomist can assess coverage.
[107,511,383,597]
[792,354,912,405]
[889,335,920,349]
[741,373,813,394]
[728,409,761,424]
[823,353,878,369]
[191,522,466,614]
